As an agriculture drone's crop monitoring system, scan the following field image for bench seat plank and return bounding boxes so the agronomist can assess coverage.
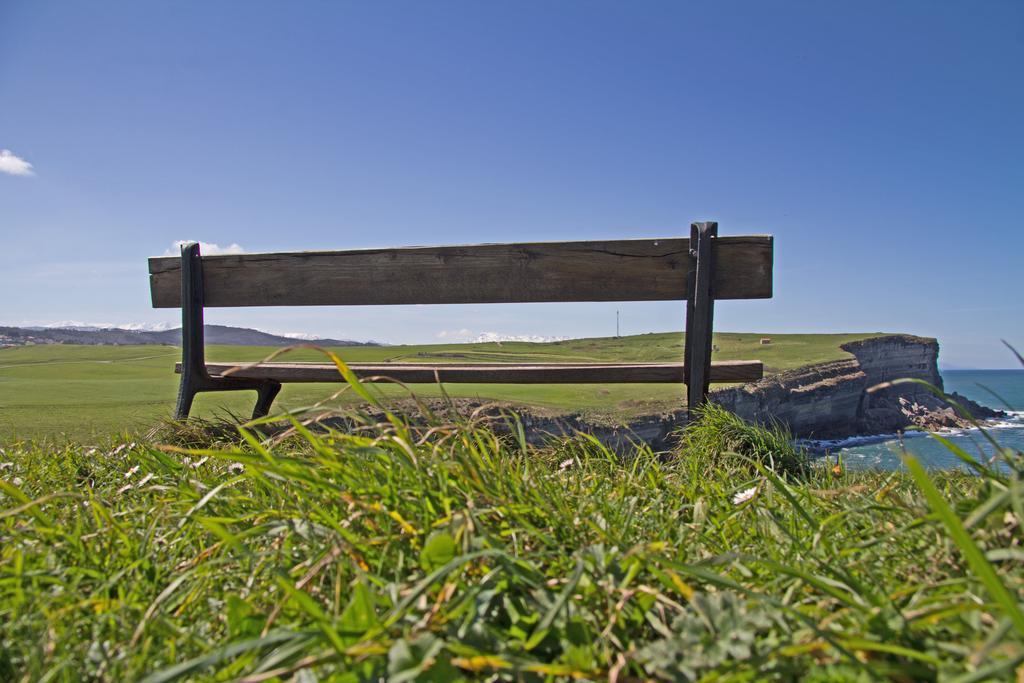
[177,360,763,384]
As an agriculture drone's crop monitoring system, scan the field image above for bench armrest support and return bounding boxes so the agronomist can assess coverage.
[174,242,281,420]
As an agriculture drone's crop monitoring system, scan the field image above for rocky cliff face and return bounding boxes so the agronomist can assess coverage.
[714,334,998,439]
[508,335,1000,447]
[710,357,868,438]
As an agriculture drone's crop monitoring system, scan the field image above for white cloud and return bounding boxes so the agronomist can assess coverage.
[437,328,472,339]
[165,241,246,256]
[0,150,34,176]
[472,332,571,344]
[436,329,571,344]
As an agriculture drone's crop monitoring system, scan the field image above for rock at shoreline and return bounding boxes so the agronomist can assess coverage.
[891,393,994,431]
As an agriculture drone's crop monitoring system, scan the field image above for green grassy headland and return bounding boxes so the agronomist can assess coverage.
[0,332,880,442]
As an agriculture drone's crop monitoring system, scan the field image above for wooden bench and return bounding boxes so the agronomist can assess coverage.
[148,222,773,420]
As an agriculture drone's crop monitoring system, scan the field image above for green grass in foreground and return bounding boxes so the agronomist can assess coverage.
[1,392,1022,680]
[0,332,880,441]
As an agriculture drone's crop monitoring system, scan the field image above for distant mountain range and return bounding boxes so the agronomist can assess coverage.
[0,324,379,347]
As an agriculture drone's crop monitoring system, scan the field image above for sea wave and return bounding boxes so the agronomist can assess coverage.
[796,430,929,453]
[798,413,1024,453]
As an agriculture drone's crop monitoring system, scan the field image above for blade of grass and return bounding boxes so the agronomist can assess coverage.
[903,454,1024,634]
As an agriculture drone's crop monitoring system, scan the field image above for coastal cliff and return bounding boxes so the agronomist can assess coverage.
[713,335,999,439]
[356,335,1001,450]
[501,335,1001,448]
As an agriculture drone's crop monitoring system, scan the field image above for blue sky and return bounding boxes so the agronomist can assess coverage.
[1,1,1021,368]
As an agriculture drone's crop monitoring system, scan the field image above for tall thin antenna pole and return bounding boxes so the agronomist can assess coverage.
[616,310,620,337]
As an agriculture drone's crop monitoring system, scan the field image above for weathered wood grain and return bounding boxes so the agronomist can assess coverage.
[150,236,772,308]
[178,360,764,384]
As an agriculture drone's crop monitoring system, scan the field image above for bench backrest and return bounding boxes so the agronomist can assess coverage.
[148,236,772,308]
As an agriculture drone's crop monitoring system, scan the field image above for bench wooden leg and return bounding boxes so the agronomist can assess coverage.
[174,380,198,421]
[252,381,282,419]
[174,242,282,422]
[174,372,282,421]
[684,221,717,418]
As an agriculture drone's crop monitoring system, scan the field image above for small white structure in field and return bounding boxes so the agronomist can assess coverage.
[760,337,772,345]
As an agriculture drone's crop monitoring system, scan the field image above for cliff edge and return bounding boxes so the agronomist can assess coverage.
[340,335,1002,450]
[713,334,1001,439]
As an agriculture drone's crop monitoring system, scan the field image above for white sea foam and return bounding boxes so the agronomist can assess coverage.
[797,430,929,453]
[798,413,1022,453]
[987,419,1024,430]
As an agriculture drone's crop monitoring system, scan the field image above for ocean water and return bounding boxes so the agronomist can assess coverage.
[810,369,1024,470]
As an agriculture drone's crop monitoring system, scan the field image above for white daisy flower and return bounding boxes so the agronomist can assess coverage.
[732,486,758,505]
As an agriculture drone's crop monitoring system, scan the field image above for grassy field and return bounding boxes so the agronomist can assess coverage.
[1,399,1021,680]
[0,332,879,442]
